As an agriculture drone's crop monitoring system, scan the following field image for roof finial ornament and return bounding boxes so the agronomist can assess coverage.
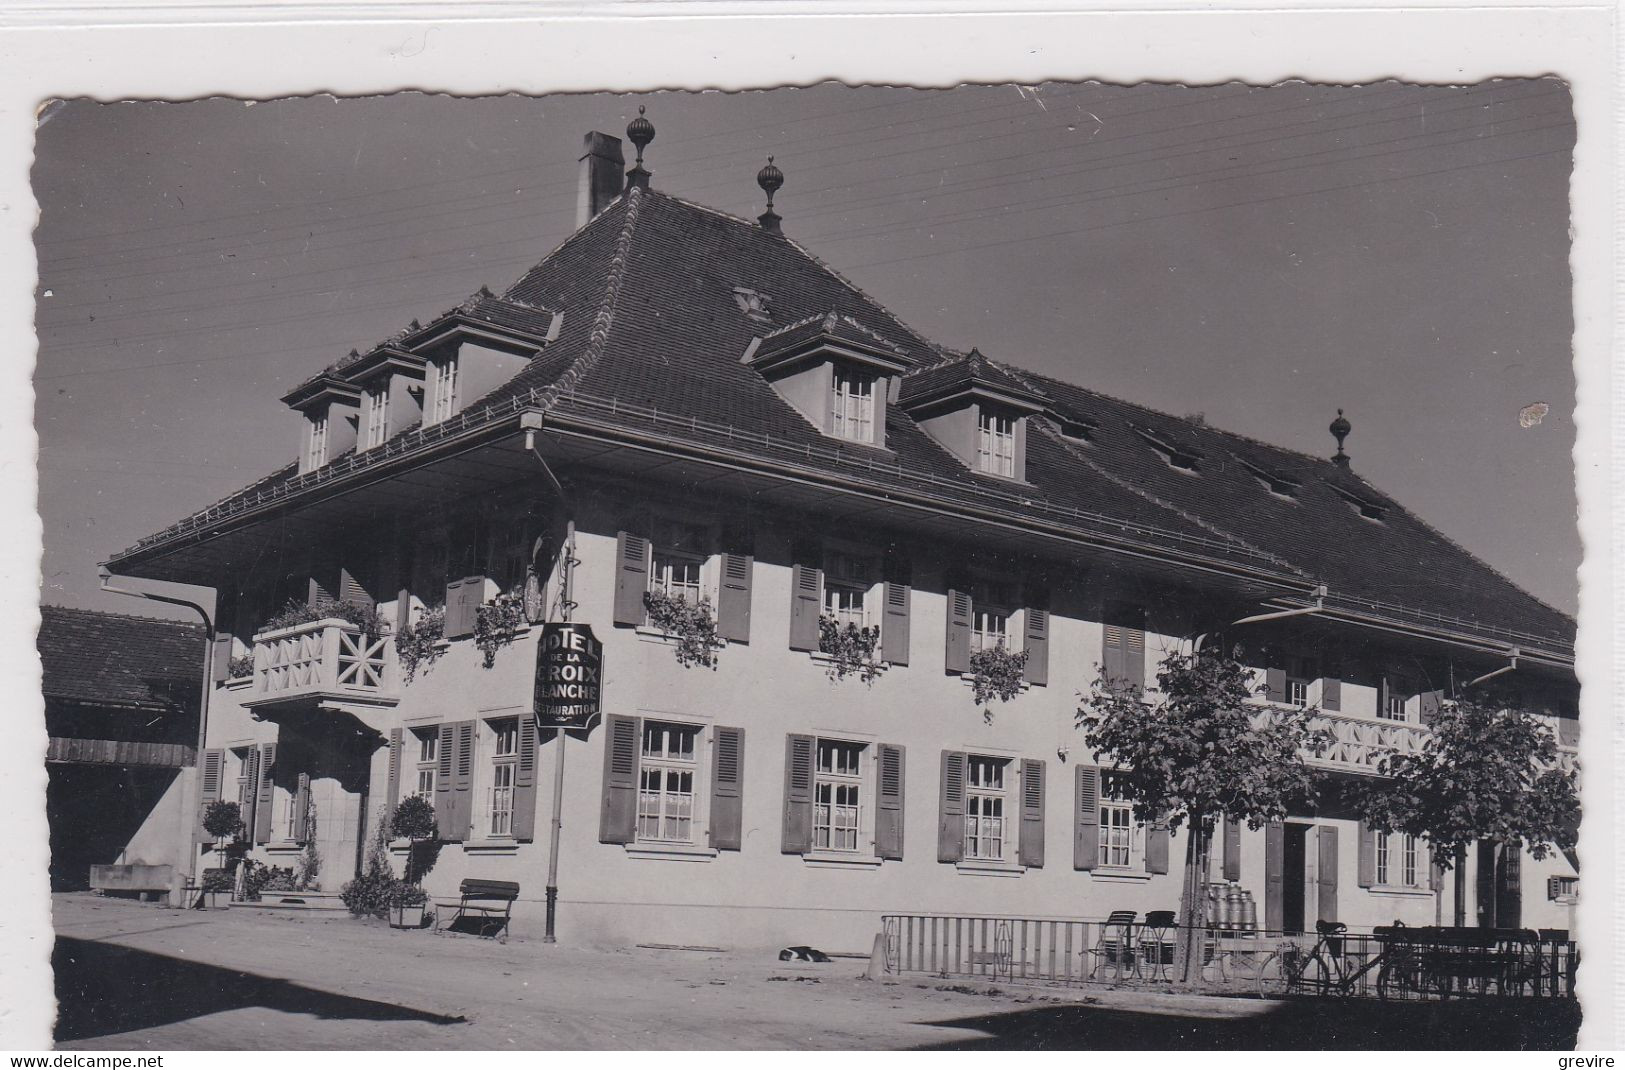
[757,155,784,235]
[626,105,655,190]
[1330,408,1352,467]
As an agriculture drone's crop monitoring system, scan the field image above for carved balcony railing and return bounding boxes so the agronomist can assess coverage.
[1250,705,1578,777]
[241,618,398,709]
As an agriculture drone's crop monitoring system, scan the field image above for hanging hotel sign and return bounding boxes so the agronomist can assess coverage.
[533,622,603,730]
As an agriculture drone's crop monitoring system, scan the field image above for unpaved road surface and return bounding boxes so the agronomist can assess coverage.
[47,894,1577,1050]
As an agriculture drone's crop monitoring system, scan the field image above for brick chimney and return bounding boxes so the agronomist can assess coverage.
[577,132,626,228]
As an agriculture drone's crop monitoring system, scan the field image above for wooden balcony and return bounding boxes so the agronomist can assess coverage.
[241,618,398,710]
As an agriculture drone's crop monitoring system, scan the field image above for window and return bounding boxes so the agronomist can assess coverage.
[1100,801,1134,868]
[429,357,459,425]
[1548,875,1578,901]
[972,605,1009,654]
[823,550,873,629]
[486,718,518,837]
[637,722,698,843]
[305,413,329,470]
[1285,657,1315,708]
[831,367,876,444]
[412,729,438,800]
[284,794,301,841]
[1376,833,1390,885]
[977,409,1017,477]
[651,549,702,604]
[814,739,864,852]
[1380,689,1408,722]
[964,756,1008,861]
[363,381,390,449]
[1402,834,1419,887]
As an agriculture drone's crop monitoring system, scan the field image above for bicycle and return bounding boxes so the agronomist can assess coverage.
[1256,920,1381,998]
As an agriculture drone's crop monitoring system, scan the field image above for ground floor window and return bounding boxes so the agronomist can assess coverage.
[1100,801,1134,869]
[964,756,1008,861]
[413,728,438,800]
[485,718,518,837]
[637,721,698,843]
[814,739,864,852]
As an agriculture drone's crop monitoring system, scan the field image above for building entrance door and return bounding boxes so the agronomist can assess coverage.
[1282,823,1308,934]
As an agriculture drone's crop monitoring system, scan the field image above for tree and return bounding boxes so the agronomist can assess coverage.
[389,795,439,886]
[1077,643,1327,982]
[1352,686,1578,926]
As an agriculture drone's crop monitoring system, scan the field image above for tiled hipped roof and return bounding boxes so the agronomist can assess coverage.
[111,186,1575,654]
[38,605,204,712]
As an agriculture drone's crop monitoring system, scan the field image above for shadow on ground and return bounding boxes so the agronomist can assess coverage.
[52,936,466,1043]
[911,995,1581,1050]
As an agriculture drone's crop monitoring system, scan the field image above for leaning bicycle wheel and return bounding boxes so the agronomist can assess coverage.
[1258,946,1305,998]
[1301,954,1335,997]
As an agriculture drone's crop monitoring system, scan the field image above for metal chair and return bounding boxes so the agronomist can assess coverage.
[1089,910,1139,981]
[1140,910,1178,980]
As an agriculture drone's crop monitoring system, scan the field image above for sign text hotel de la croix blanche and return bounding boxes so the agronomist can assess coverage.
[532,621,604,732]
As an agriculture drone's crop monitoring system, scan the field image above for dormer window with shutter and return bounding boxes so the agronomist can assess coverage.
[743,311,913,449]
[897,350,1044,483]
[426,355,460,426]
[282,375,360,474]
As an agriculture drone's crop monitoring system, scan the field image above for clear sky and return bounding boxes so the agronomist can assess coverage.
[31,81,1577,620]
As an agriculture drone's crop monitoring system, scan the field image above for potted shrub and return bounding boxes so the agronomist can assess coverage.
[225,654,256,682]
[389,795,439,885]
[387,881,430,929]
[200,866,234,909]
[201,800,244,875]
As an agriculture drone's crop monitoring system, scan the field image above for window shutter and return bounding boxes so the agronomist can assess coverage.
[444,576,484,640]
[1557,717,1578,748]
[307,576,332,607]
[1223,816,1242,881]
[1073,765,1100,871]
[1419,689,1443,726]
[1018,758,1045,868]
[613,532,649,626]
[716,554,753,643]
[1476,841,1496,925]
[395,586,413,637]
[1320,662,1342,711]
[1317,825,1339,924]
[1145,815,1170,874]
[1102,623,1124,684]
[710,726,745,851]
[782,734,814,854]
[945,589,972,674]
[937,750,966,863]
[1123,622,1146,691]
[875,743,905,860]
[386,728,403,815]
[788,566,822,652]
[882,581,911,666]
[254,743,276,844]
[512,716,539,841]
[198,749,225,843]
[1264,821,1285,933]
[599,715,641,844]
[294,773,311,844]
[1378,675,1394,718]
[1023,608,1049,686]
[341,567,375,608]
[451,721,476,839]
[434,723,457,840]
[1357,822,1376,887]
[1265,666,1287,704]
[210,636,233,683]
[239,748,259,833]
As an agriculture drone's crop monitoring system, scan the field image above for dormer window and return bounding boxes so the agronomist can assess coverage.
[977,409,1018,477]
[362,381,391,450]
[427,357,459,426]
[1242,460,1300,498]
[1053,414,1095,442]
[732,287,773,323]
[304,413,329,471]
[1135,428,1201,472]
[1331,484,1388,522]
[831,367,876,444]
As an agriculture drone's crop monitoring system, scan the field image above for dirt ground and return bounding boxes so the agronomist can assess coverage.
[46,893,1578,1050]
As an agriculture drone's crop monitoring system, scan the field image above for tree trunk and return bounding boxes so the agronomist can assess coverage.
[1453,845,1467,927]
[1176,816,1209,985]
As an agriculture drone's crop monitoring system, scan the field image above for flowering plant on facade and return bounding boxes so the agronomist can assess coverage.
[225,654,256,680]
[970,641,1029,707]
[294,799,321,890]
[396,604,446,682]
[817,614,883,685]
[642,590,723,669]
[474,590,527,669]
[341,809,397,919]
[262,595,385,640]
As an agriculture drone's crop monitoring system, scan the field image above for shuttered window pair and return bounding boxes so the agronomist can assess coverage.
[203,744,281,846]
[421,719,537,842]
[1357,821,1435,890]
[1070,765,1169,874]
[600,715,746,851]
[790,563,911,666]
[613,531,754,644]
[1263,657,1348,711]
[939,751,1044,867]
[783,735,905,859]
[944,588,1049,685]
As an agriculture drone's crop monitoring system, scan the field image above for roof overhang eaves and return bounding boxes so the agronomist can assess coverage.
[280,376,361,410]
[749,335,912,378]
[899,380,1047,419]
[343,348,428,384]
[408,314,552,357]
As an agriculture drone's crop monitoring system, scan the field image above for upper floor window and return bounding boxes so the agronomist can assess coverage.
[304,413,329,471]
[831,368,876,444]
[823,550,874,629]
[1379,682,1409,722]
[428,358,459,425]
[1285,657,1316,708]
[814,739,865,852]
[363,382,391,449]
[977,409,1017,477]
[964,756,1008,861]
[637,721,698,844]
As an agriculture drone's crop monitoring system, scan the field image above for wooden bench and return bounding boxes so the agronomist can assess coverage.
[1373,925,1542,996]
[434,879,520,943]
